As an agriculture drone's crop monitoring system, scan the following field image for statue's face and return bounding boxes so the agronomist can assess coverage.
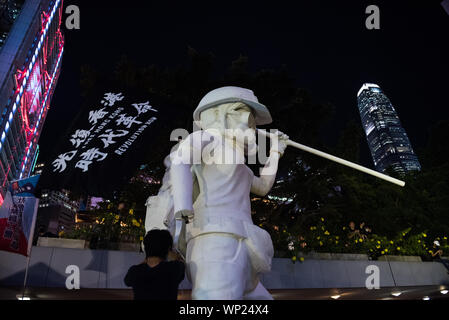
[199,103,257,156]
[225,104,256,131]
[199,102,255,132]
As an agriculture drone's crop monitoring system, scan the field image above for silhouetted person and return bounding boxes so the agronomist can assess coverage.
[124,229,185,300]
[431,240,449,274]
[347,221,361,239]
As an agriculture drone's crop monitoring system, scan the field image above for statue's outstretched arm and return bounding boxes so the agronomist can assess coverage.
[251,152,280,196]
[251,130,288,196]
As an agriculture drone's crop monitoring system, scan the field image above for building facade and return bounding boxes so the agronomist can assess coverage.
[31,162,107,234]
[0,0,64,205]
[357,83,421,175]
[36,188,80,235]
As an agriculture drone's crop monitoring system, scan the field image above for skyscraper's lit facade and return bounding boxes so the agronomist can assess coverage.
[357,83,421,175]
[0,0,64,204]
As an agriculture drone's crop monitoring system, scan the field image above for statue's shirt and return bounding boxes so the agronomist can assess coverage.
[177,131,255,240]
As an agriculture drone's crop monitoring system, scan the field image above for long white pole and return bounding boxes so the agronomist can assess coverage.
[258,129,405,187]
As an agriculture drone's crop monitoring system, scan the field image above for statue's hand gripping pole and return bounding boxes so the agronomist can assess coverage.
[257,129,405,187]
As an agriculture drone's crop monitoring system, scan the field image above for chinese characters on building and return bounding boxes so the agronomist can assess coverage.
[52,92,158,173]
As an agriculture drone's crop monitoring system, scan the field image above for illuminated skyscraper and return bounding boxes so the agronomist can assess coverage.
[357,83,421,175]
[0,0,64,204]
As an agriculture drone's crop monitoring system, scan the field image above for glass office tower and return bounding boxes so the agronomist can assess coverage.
[357,83,421,175]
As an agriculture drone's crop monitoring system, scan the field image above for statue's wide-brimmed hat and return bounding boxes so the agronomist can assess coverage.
[193,86,273,125]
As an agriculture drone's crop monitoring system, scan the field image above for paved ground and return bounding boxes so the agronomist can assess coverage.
[1,285,449,300]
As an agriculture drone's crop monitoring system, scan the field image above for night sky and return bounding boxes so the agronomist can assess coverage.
[38,0,449,168]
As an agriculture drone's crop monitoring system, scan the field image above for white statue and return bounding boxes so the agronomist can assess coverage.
[143,86,406,300]
[168,86,288,300]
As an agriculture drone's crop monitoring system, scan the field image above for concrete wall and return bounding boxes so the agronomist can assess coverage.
[1,247,448,289]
